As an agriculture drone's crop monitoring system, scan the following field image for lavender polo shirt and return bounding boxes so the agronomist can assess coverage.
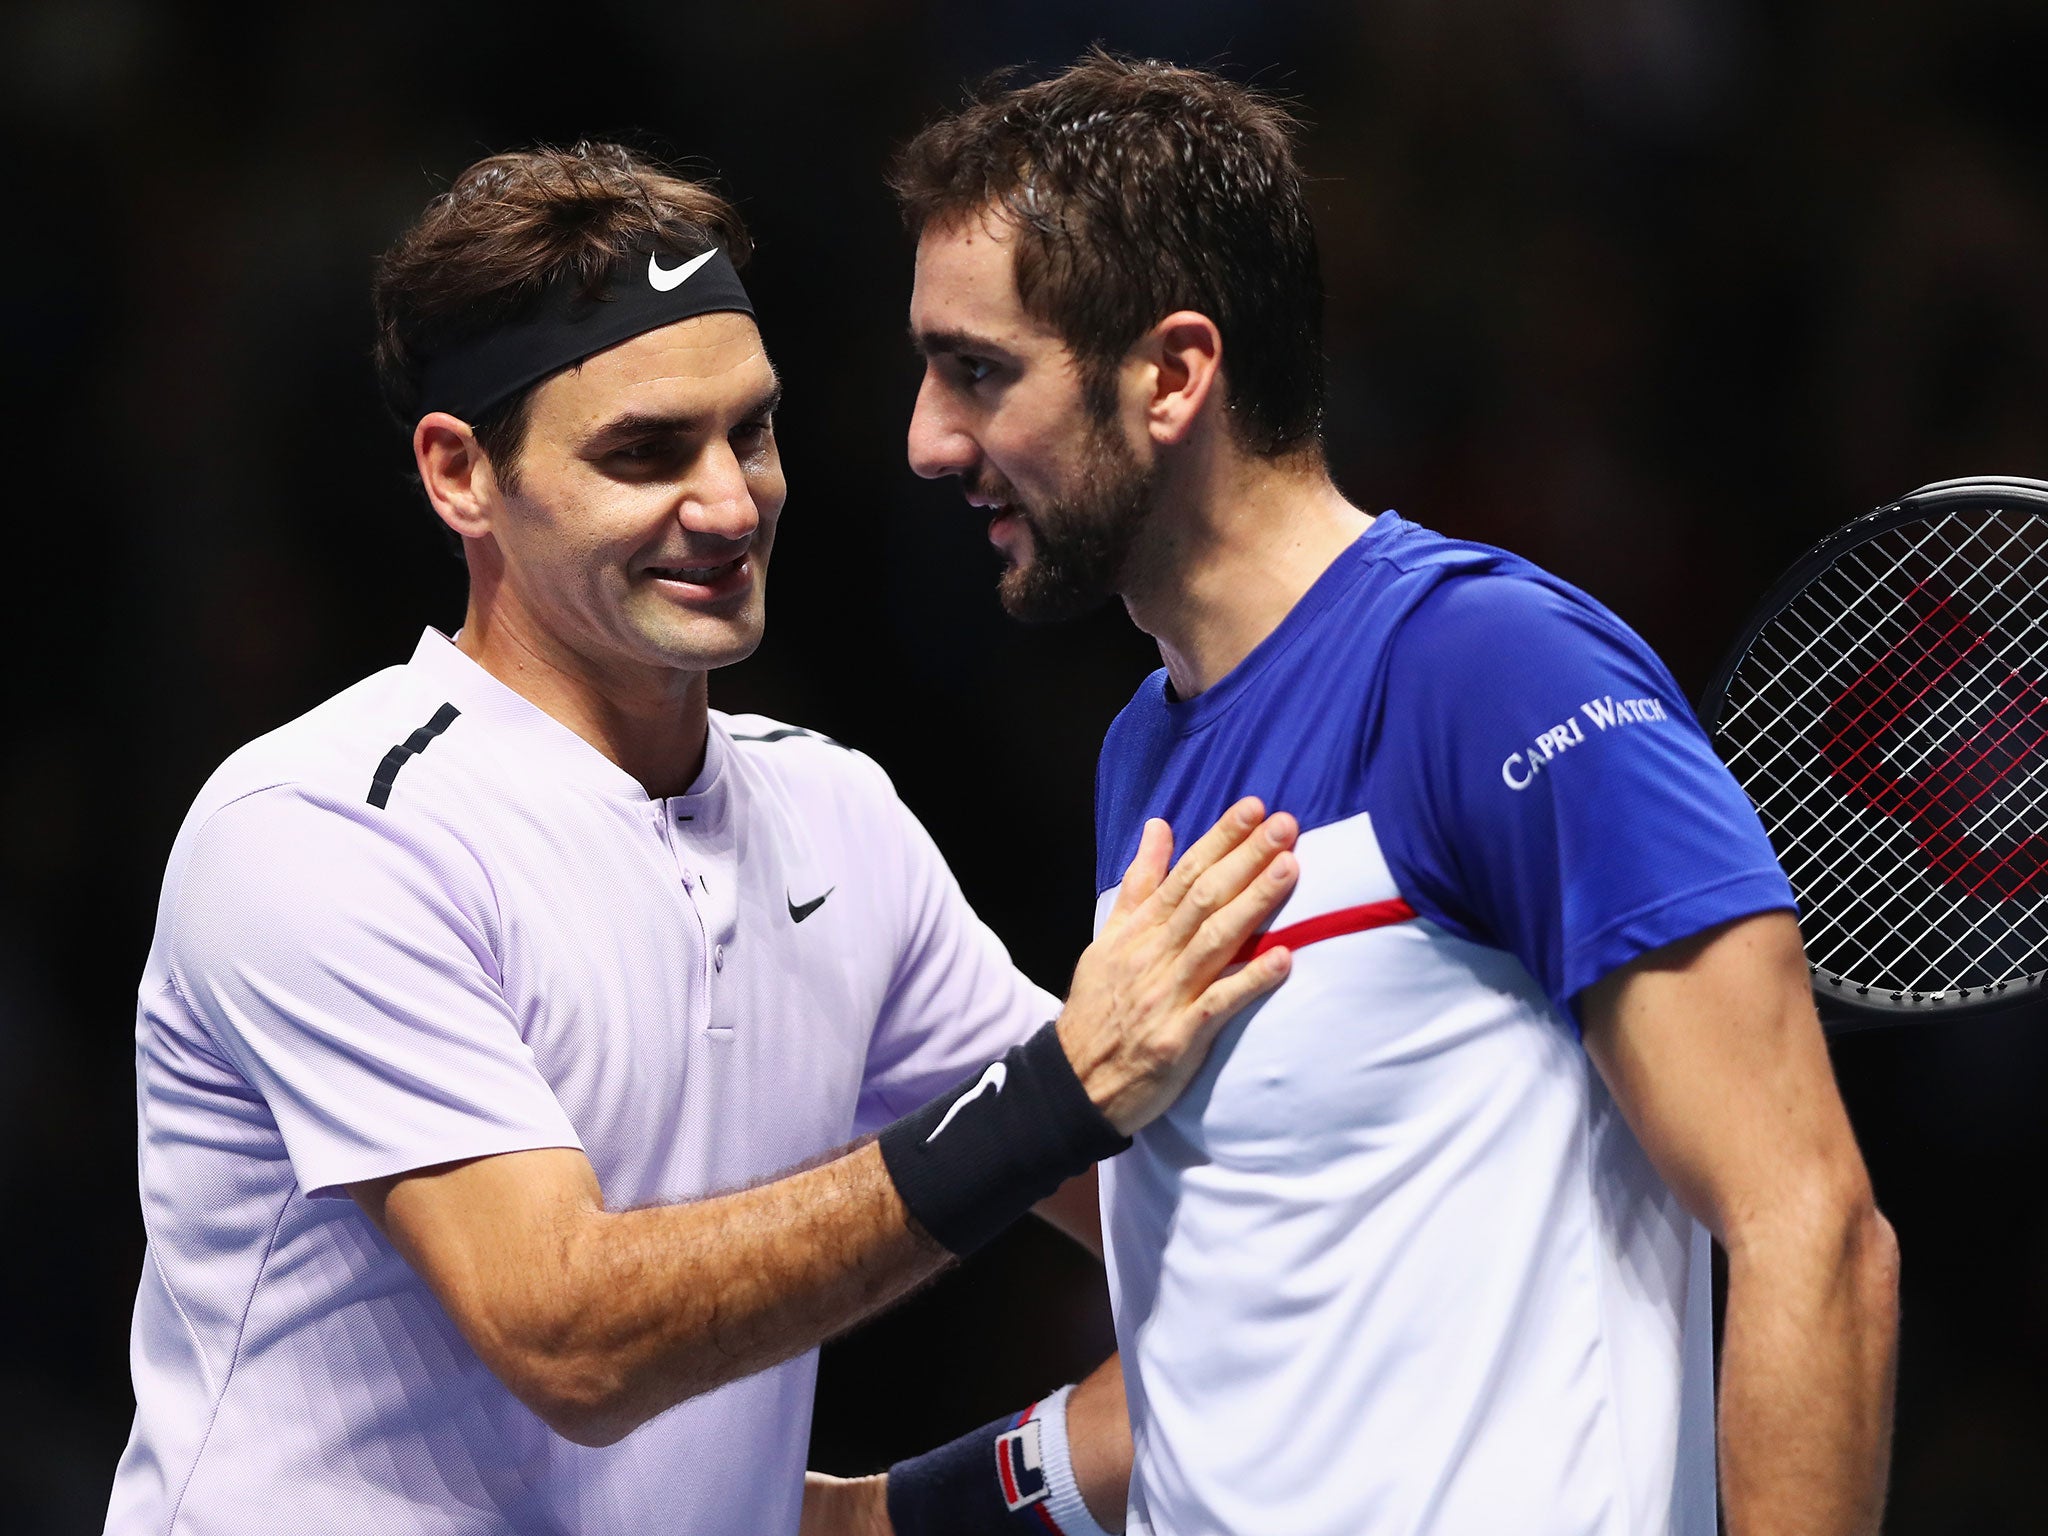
[108,629,1056,1535]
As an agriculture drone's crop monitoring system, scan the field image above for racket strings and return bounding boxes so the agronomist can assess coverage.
[1736,524,2048,991]
[1796,543,2048,980]
[1820,584,2048,897]
[1715,507,2048,1000]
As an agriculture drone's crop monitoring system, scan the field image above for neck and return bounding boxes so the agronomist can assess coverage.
[457,595,710,800]
[1124,444,1371,699]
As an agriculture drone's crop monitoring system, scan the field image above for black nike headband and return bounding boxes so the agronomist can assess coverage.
[416,243,755,424]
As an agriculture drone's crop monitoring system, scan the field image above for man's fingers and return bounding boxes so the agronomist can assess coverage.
[1060,801,1300,1138]
[1186,947,1293,1046]
[1147,798,1267,915]
[1179,846,1298,976]
[1162,813,1298,947]
[1106,818,1174,931]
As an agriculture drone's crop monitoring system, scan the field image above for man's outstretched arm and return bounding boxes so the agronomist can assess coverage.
[1580,909,1899,1536]
[353,802,1298,1447]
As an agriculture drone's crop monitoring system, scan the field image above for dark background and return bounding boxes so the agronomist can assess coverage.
[4,0,2047,1529]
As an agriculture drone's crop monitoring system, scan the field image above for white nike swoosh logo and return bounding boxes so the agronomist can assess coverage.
[647,249,717,292]
[925,1060,1007,1143]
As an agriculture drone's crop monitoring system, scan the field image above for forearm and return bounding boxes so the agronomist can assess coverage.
[1065,1354,1131,1531]
[439,1144,946,1444]
[1718,1203,1900,1536]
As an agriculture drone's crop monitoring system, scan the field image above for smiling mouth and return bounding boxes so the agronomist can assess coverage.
[647,555,747,585]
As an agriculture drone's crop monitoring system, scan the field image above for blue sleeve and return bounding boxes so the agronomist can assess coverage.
[1368,572,1795,1019]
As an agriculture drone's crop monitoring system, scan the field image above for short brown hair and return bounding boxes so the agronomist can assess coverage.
[891,51,1324,458]
[372,142,750,483]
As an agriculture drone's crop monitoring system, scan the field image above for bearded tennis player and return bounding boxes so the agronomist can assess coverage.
[105,142,1304,1536]
[805,53,1900,1536]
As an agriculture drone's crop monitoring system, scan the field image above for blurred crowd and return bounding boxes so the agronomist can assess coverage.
[2,0,2044,1528]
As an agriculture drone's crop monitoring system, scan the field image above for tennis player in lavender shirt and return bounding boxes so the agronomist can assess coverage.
[105,143,1302,1536]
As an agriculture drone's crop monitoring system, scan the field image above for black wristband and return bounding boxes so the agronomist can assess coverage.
[878,1021,1131,1256]
[887,1408,1048,1536]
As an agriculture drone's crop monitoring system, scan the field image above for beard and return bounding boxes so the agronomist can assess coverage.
[985,416,1159,624]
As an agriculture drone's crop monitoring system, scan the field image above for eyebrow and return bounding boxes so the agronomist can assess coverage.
[579,379,784,452]
[910,326,1015,362]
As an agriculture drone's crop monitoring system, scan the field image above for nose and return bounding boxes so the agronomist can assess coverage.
[679,440,761,542]
[906,369,977,482]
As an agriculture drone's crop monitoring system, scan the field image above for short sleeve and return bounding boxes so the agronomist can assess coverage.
[1369,573,1795,1018]
[165,785,583,1198]
[849,759,1061,1133]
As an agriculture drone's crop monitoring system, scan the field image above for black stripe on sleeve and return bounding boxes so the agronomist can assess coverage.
[367,703,462,809]
[728,725,847,749]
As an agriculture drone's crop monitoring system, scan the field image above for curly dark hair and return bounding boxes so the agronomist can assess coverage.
[373,142,750,485]
[891,50,1324,458]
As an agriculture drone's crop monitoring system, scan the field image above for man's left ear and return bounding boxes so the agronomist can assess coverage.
[1140,311,1224,446]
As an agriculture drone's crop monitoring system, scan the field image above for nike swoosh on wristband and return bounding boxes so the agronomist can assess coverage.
[788,887,834,923]
[925,1061,1008,1143]
[647,249,717,292]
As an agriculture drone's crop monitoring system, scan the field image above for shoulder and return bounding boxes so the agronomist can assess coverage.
[717,710,900,812]
[167,668,498,928]
[1384,556,1676,701]
[159,777,501,1023]
[189,661,471,821]
[720,712,856,757]
[1367,557,1702,812]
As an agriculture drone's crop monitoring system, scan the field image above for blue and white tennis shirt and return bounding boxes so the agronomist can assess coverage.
[1092,514,1795,1536]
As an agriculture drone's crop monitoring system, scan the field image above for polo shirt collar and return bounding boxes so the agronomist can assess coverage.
[405,628,724,803]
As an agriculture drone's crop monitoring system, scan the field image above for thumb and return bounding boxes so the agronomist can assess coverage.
[1103,818,1173,932]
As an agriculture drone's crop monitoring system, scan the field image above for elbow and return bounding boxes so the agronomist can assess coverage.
[502,1349,643,1448]
[1822,1175,1900,1314]
[1851,1201,1901,1319]
[465,1290,645,1447]
[468,1296,738,1446]
[1727,1168,1900,1316]
[452,1223,656,1447]
[516,1347,738,1447]
[538,1404,635,1450]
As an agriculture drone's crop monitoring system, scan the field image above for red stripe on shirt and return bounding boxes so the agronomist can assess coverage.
[1234,898,1417,965]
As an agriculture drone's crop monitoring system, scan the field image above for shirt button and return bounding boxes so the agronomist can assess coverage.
[714,944,726,972]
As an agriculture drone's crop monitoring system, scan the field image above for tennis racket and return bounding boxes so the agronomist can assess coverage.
[1700,476,2048,1028]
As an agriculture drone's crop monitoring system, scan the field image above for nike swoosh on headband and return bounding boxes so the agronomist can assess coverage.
[648,249,718,292]
[925,1060,1008,1143]
[418,244,753,423]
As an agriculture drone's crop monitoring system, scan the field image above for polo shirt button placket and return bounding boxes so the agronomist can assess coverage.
[658,799,716,1010]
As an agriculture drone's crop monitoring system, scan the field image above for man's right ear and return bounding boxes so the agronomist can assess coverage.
[414,413,499,541]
